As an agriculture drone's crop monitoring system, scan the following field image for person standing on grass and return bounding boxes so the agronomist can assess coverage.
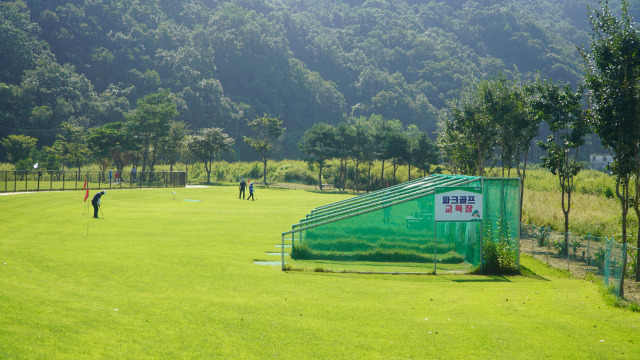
[247,182,255,201]
[92,190,106,218]
[239,178,247,199]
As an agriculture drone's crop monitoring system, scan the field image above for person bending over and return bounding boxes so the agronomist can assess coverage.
[92,190,106,218]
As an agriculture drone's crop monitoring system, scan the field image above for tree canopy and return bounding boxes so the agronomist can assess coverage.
[0,0,616,161]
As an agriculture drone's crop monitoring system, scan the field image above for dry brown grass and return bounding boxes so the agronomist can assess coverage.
[523,188,638,239]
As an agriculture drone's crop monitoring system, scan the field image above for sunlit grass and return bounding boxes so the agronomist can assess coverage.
[522,169,638,238]
[1,186,639,359]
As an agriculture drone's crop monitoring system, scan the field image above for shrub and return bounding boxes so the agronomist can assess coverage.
[553,239,567,256]
[571,238,582,256]
[271,163,316,185]
[593,248,606,269]
[481,241,519,275]
[537,226,550,247]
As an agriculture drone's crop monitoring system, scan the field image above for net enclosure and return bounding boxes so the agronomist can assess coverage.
[281,175,521,274]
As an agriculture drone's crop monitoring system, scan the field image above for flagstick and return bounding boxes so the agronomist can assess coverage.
[84,185,90,237]
[86,202,89,237]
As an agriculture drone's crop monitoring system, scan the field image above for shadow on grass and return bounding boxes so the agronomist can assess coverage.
[198,181,226,186]
[448,275,512,283]
[519,265,550,281]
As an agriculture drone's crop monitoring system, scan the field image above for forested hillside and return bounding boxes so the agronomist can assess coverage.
[1,0,635,160]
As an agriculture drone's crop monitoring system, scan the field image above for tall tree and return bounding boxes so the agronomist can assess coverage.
[373,117,403,187]
[582,0,640,291]
[127,90,178,173]
[484,75,527,176]
[243,115,284,186]
[386,127,410,185]
[86,122,137,173]
[158,120,188,172]
[515,81,544,222]
[438,82,497,176]
[298,122,336,191]
[350,118,374,192]
[408,126,439,178]
[534,79,588,255]
[186,127,234,183]
[51,122,90,173]
[332,122,356,191]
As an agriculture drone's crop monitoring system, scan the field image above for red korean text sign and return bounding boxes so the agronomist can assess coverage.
[434,186,483,222]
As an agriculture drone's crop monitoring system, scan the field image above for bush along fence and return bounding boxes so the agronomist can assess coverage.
[520,223,638,299]
[0,170,186,193]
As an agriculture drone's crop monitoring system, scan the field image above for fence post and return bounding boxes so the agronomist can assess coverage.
[531,225,534,255]
[619,241,627,299]
[586,234,590,274]
[567,232,570,272]
[546,227,550,265]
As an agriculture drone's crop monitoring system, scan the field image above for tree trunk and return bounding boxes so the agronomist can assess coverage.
[262,157,268,186]
[206,159,211,183]
[318,164,323,191]
[617,176,630,297]
[367,162,372,193]
[392,159,397,185]
[560,176,571,255]
[355,159,360,193]
[516,148,529,224]
[635,172,640,282]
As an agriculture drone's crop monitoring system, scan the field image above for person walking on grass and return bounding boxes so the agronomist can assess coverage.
[247,182,255,201]
[92,190,106,218]
[239,178,247,199]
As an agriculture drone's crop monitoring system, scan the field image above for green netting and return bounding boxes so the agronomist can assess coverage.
[604,238,626,297]
[285,175,521,274]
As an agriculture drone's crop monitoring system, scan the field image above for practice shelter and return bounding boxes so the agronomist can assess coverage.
[281,174,520,274]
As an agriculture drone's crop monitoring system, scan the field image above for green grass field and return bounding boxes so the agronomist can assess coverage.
[1,186,639,359]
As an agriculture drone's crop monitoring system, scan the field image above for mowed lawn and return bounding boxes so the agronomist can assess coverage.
[1,186,639,359]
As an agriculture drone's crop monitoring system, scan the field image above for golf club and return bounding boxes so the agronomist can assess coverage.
[99,205,105,218]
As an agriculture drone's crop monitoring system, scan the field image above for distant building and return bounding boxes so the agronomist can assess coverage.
[590,154,611,172]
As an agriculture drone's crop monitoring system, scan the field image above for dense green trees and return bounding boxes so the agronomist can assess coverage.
[533,80,587,254]
[186,127,235,183]
[0,134,37,169]
[127,90,178,173]
[243,115,285,186]
[298,115,440,192]
[0,0,608,162]
[582,0,640,290]
[298,123,335,191]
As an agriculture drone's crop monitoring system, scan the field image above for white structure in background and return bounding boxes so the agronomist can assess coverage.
[589,154,611,172]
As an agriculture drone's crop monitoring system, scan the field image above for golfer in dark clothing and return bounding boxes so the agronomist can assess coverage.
[239,178,247,199]
[247,182,255,201]
[92,190,106,218]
